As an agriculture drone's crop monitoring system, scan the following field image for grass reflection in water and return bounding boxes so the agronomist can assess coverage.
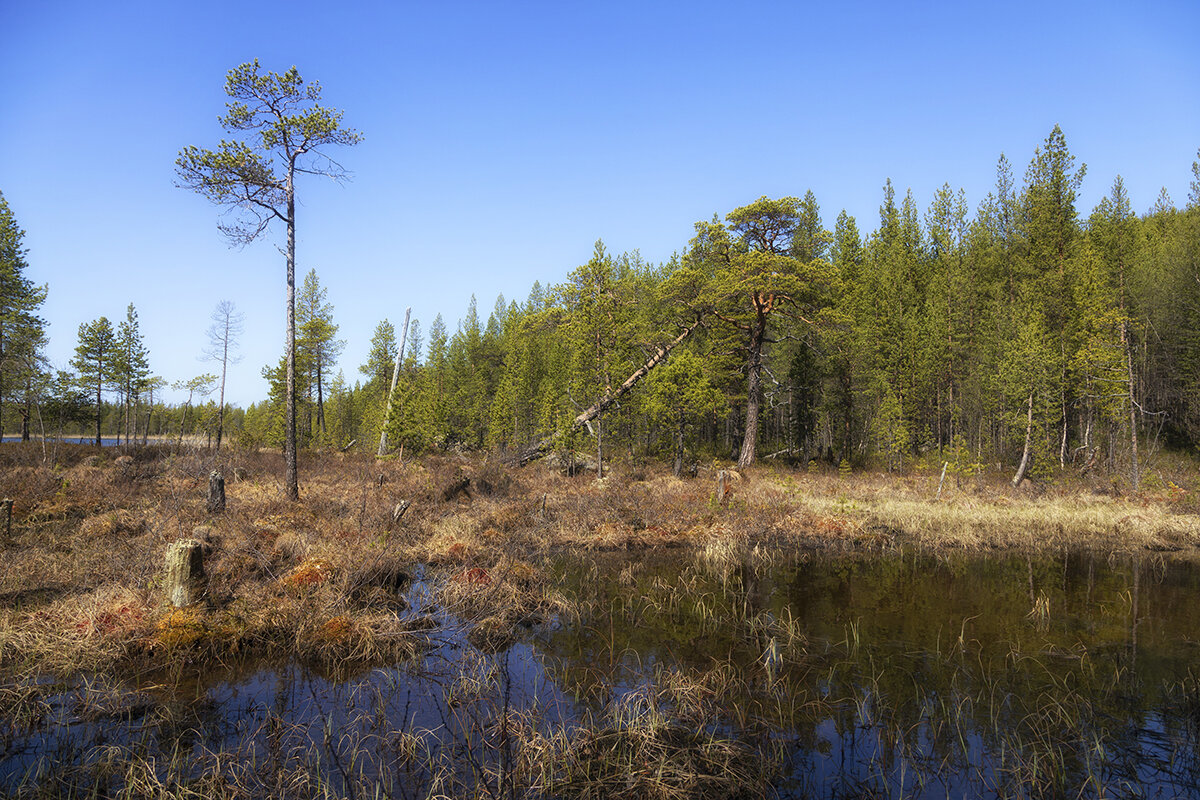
[4,548,1200,798]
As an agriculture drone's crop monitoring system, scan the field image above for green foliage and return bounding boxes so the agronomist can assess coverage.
[360,319,397,392]
[871,387,910,471]
[296,269,344,442]
[0,190,48,434]
[71,317,116,443]
[175,61,361,245]
[1,126,1144,482]
[645,348,726,471]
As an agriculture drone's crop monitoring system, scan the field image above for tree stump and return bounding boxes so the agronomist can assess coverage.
[207,471,225,513]
[165,539,205,607]
[716,470,733,505]
[391,500,411,527]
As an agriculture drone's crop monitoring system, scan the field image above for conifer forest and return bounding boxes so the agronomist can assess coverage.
[4,126,1200,490]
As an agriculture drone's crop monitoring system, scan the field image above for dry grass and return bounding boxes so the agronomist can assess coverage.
[2,443,1199,680]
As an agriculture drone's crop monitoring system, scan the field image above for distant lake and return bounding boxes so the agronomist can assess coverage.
[1,437,122,446]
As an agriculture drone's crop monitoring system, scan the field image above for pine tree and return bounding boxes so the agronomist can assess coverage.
[295,269,344,440]
[1020,125,1087,469]
[115,303,150,444]
[71,317,116,446]
[177,61,360,499]
[1088,176,1145,486]
[360,319,397,392]
[685,197,836,468]
[0,191,48,439]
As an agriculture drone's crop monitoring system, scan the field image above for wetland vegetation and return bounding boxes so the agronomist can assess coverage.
[3,443,1200,798]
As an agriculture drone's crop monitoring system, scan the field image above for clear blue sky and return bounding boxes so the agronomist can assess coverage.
[3,0,1198,408]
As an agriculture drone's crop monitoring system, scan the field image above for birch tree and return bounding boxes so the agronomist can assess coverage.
[201,300,243,451]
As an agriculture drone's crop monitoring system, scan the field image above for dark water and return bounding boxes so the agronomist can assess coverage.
[1,437,121,446]
[4,549,1200,797]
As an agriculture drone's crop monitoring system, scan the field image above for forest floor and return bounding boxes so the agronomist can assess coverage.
[1,442,1198,678]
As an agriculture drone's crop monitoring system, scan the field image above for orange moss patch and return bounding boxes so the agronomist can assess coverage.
[281,558,333,589]
[809,513,856,536]
[430,541,477,564]
[454,567,492,586]
[316,615,357,644]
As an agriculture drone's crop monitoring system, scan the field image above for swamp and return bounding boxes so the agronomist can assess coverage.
[2,443,1200,798]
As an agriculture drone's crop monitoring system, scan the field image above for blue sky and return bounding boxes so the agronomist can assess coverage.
[3,0,1198,408]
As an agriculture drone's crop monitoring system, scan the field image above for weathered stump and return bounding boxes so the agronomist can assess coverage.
[390,500,411,527]
[165,539,205,607]
[2,498,12,540]
[207,471,225,514]
[716,470,733,505]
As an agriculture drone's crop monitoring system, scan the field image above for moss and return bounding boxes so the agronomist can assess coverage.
[154,607,207,648]
[315,615,357,644]
[280,558,332,590]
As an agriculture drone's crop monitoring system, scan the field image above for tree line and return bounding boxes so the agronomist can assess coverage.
[235,127,1200,490]
[3,58,1198,493]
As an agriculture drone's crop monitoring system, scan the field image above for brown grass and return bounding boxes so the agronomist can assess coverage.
[2,444,1199,679]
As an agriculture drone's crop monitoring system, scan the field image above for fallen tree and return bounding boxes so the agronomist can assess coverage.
[510,320,702,466]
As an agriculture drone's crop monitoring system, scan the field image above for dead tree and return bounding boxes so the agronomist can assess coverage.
[165,540,205,607]
[1012,393,1035,487]
[207,471,226,513]
[511,320,701,466]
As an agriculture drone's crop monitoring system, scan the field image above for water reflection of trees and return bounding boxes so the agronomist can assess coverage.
[535,549,1200,795]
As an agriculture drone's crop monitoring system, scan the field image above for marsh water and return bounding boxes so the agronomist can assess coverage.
[5,548,1200,798]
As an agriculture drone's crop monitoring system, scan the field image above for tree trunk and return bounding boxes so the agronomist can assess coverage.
[737,312,767,469]
[216,324,227,451]
[21,381,31,442]
[1012,392,1034,487]
[512,320,701,465]
[378,308,411,456]
[178,402,188,450]
[316,357,326,435]
[95,379,102,448]
[284,165,299,500]
[716,470,733,504]
[1124,321,1140,491]
[164,539,205,607]
[673,425,684,478]
[207,470,226,513]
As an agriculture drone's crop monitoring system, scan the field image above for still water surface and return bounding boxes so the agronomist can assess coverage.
[4,549,1199,797]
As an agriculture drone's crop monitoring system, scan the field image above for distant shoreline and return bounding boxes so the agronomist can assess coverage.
[0,435,202,445]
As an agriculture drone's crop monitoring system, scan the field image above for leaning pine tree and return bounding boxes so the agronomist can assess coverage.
[176,61,360,500]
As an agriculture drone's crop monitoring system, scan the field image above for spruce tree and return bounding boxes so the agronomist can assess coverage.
[0,191,48,439]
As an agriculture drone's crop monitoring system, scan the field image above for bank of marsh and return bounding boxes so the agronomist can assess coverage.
[2,444,1200,797]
